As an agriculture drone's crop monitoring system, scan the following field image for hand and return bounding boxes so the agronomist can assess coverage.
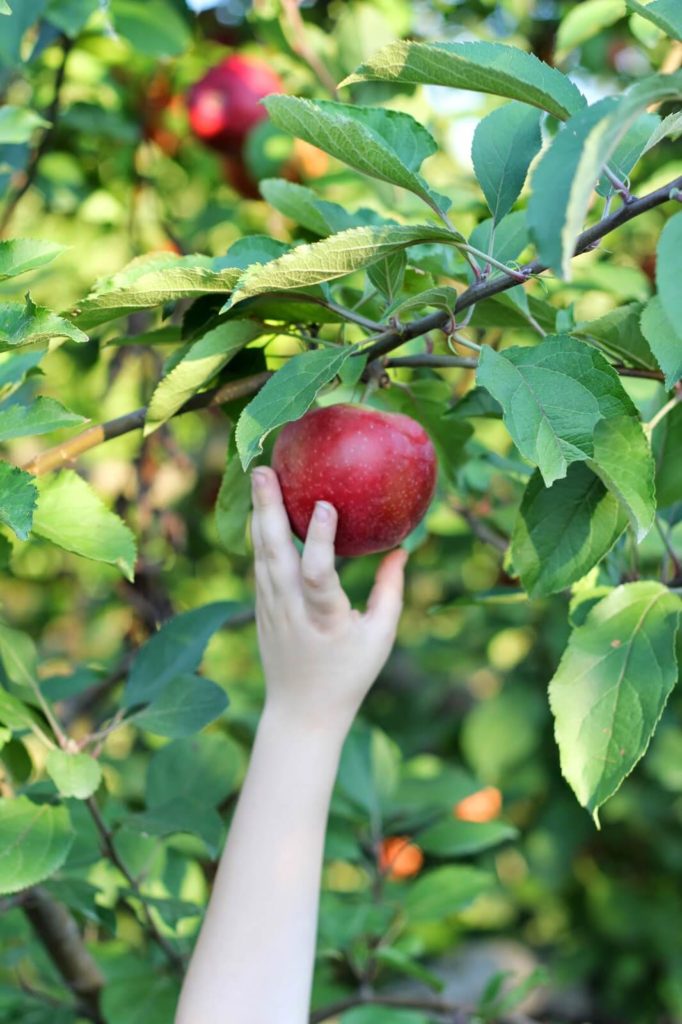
[251,466,407,737]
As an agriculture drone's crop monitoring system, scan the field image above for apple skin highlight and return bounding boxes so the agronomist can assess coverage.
[272,404,438,557]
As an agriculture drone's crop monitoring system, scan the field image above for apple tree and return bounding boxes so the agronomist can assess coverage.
[1,1,682,1022]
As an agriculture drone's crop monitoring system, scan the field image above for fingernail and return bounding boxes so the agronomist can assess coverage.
[314,501,332,523]
[252,469,268,492]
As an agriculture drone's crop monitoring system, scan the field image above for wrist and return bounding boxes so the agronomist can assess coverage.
[259,700,350,755]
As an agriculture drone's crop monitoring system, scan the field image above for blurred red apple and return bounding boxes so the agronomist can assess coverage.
[272,404,437,557]
[186,54,283,152]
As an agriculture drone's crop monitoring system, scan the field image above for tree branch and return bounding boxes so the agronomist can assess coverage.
[86,797,186,972]
[359,174,682,364]
[280,0,339,99]
[22,886,105,1023]
[22,370,272,477]
[20,178,680,479]
[0,35,73,237]
[385,354,478,370]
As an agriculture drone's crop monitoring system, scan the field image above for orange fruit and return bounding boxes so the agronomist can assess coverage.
[453,786,503,823]
[293,138,329,179]
[378,836,424,880]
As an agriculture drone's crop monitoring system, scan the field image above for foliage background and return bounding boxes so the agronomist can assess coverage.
[1,1,682,1023]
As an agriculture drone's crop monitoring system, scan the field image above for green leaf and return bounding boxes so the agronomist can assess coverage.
[588,414,656,540]
[73,254,242,330]
[556,0,626,56]
[124,601,241,706]
[511,464,627,598]
[144,320,263,434]
[403,866,494,922]
[0,240,66,281]
[471,102,542,222]
[640,295,682,388]
[236,347,353,470]
[656,211,682,349]
[0,2,11,15]
[468,210,530,266]
[373,946,445,992]
[0,348,46,390]
[387,286,458,320]
[215,432,251,556]
[110,0,191,57]
[259,179,334,236]
[0,463,37,540]
[478,338,655,538]
[574,302,657,370]
[32,471,137,580]
[0,396,86,442]
[124,798,223,856]
[0,296,88,351]
[476,335,632,486]
[227,224,455,308]
[549,582,681,822]
[341,40,586,121]
[529,97,618,278]
[367,250,406,301]
[0,688,40,732]
[101,972,181,1024]
[595,112,660,197]
[146,733,242,809]
[264,96,450,215]
[0,621,38,694]
[529,75,682,278]
[642,109,682,154]
[654,402,682,506]
[132,674,228,738]
[45,750,102,799]
[418,818,518,857]
[0,797,74,894]
[0,106,49,144]
[626,0,682,39]
[45,0,99,34]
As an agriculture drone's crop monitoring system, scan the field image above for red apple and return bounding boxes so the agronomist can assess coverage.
[271,404,437,557]
[186,54,283,152]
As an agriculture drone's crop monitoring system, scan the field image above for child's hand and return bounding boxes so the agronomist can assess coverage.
[251,466,407,737]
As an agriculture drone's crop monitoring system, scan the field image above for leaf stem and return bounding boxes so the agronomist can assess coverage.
[645,393,681,436]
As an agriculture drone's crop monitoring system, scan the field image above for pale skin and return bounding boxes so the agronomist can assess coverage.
[175,465,407,1024]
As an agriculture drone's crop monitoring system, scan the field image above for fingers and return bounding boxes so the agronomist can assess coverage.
[251,467,300,595]
[300,501,349,623]
[365,548,408,636]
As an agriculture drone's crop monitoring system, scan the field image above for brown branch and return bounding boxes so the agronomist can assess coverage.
[612,365,664,380]
[0,35,73,237]
[22,370,272,477]
[22,887,105,1023]
[86,797,186,972]
[280,0,339,99]
[385,354,478,370]
[451,503,509,553]
[360,174,682,364]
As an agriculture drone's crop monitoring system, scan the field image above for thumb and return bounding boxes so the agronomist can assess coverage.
[365,548,408,635]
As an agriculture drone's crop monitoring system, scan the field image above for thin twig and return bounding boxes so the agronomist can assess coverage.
[655,517,682,578]
[451,502,509,553]
[385,354,477,370]
[359,174,682,364]
[0,35,73,236]
[22,370,272,476]
[645,393,681,436]
[85,797,186,972]
[280,0,339,98]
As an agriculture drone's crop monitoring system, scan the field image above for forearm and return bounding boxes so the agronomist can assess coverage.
[175,704,345,1024]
